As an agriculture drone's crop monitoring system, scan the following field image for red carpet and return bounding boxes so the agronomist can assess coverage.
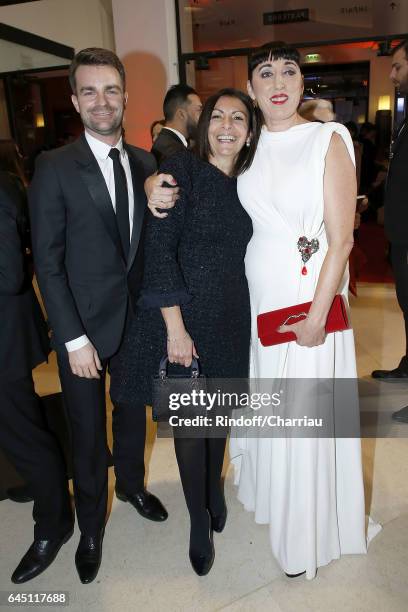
[354,221,394,284]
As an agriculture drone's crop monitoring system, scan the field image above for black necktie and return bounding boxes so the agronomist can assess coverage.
[109,147,130,259]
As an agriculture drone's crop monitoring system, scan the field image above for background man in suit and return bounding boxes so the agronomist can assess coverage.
[29,48,167,585]
[372,39,408,422]
[150,119,165,144]
[151,84,202,165]
[0,170,73,584]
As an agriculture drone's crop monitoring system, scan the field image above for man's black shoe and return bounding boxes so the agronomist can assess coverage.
[75,531,104,584]
[392,406,408,423]
[372,356,408,380]
[115,487,168,522]
[11,529,73,584]
[7,485,34,503]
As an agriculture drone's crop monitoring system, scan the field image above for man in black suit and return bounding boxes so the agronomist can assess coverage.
[29,48,167,584]
[151,84,202,165]
[372,39,408,422]
[0,170,73,583]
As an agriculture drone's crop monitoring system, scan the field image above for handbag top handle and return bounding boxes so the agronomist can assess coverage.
[158,355,200,380]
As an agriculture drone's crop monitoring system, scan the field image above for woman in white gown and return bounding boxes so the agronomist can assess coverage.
[230,42,373,579]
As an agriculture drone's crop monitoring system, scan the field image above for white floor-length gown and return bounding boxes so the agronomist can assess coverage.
[230,121,378,580]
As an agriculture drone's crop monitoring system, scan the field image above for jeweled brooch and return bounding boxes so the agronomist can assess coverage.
[297,236,319,275]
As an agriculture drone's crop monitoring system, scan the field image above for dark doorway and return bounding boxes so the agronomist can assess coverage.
[2,69,81,178]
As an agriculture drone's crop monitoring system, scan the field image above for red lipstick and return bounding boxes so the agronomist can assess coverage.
[270,94,288,105]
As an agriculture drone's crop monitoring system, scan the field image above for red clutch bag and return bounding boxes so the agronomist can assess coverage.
[257,294,350,347]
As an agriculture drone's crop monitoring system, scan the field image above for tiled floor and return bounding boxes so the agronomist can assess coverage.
[1,283,408,612]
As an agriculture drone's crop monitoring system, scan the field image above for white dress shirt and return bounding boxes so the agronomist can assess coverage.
[65,130,134,353]
[161,126,188,148]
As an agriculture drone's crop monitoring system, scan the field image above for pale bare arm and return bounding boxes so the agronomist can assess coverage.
[279,132,356,347]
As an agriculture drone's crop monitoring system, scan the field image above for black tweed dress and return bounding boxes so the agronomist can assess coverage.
[110,149,252,406]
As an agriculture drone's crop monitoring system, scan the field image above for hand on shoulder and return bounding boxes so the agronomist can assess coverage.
[145,173,180,218]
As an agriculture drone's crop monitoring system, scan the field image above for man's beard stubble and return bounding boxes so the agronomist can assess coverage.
[82,104,124,136]
[186,116,198,141]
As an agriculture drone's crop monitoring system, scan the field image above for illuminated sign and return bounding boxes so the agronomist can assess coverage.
[263,9,310,25]
[304,53,322,63]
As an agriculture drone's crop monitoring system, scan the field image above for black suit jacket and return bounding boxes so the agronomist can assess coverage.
[151,128,186,166]
[29,133,156,359]
[0,171,49,381]
[385,119,408,246]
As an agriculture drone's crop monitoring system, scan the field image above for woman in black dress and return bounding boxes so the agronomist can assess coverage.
[111,89,258,575]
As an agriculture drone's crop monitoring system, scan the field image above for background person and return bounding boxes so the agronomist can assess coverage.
[150,119,165,144]
[359,121,378,197]
[0,167,73,585]
[0,139,34,504]
[151,84,202,165]
[372,39,408,423]
[345,121,363,190]
[0,140,28,189]
[298,98,335,123]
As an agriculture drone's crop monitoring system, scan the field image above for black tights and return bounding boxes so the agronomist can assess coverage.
[173,436,226,552]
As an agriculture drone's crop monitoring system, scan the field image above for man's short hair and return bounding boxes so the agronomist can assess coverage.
[69,48,126,94]
[163,84,198,122]
[392,39,408,59]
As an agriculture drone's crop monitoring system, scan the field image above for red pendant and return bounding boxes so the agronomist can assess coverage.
[301,265,308,276]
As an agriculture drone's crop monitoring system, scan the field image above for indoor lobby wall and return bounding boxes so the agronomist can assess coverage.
[0,0,115,52]
[112,0,179,149]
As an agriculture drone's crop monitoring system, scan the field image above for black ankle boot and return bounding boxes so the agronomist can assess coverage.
[189,511,215,576]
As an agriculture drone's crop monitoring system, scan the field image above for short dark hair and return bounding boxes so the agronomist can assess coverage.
[69,47,126,94]
[196,88,259,177]
[392,38,408,59]
[150,119,165,139]
[163,84,198,122]
[249,41,301,80]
